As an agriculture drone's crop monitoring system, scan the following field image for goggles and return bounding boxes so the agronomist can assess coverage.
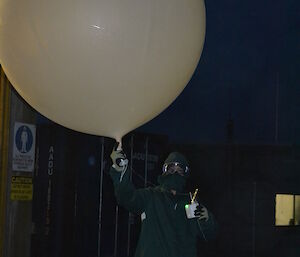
[162,162,189,176]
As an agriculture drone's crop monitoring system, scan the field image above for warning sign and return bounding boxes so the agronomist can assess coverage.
[10,176,33,201]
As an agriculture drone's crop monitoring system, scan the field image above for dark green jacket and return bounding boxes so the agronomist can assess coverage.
[110,167,217,257]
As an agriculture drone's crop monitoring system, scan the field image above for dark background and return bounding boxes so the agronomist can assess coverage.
[137,0,299,144]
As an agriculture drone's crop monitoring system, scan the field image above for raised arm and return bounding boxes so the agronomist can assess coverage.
[109,147,151,213]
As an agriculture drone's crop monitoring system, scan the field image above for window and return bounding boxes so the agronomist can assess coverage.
[275,194,300,226]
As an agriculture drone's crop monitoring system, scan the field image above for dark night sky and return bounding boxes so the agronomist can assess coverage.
[137,0,300,144]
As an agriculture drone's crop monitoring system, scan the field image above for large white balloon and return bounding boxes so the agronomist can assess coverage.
[0,0,205,141]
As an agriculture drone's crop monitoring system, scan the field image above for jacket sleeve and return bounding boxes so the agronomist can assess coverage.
[109,166,151,214]
[189,207,218,241]
[196,210,218,240]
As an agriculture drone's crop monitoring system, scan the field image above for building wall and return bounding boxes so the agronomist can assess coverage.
[175,143,300,257]
[0,67,37,257]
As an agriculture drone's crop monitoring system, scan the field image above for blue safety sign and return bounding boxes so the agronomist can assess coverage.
[13,122,36,172]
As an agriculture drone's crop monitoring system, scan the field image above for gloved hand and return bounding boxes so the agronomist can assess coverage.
[194,204,209,221]
[110,144,128,172]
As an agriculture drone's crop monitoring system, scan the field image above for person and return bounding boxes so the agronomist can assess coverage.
[21,126,28,153]
[110,146,217,257]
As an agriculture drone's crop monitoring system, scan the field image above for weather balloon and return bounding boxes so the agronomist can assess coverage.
[0,0,206,141]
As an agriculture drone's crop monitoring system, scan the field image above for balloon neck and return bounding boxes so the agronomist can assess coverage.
[115,136,123,150]
[117,141,122,151]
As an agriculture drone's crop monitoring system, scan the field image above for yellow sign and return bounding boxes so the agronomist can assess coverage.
[10,176,33,201]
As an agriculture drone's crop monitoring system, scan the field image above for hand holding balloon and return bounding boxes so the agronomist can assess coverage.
[110,142,128,173]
